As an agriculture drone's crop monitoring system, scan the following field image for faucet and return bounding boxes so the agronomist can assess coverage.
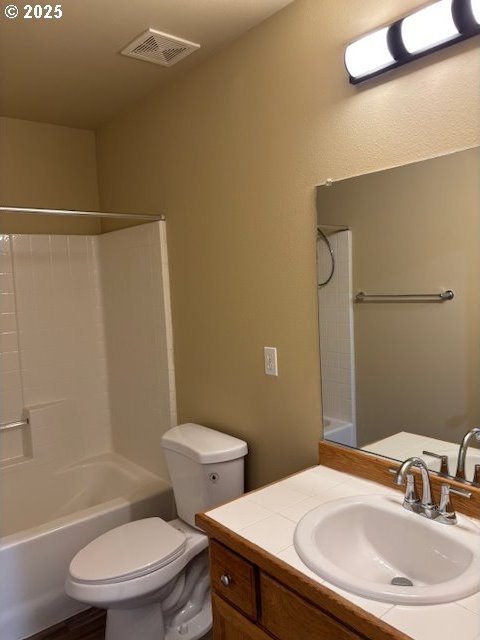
[455,427,480,481]
[393,457,436,519]
[393,456,472,525]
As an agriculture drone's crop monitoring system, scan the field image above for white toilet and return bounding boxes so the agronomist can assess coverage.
[65,424,248,640]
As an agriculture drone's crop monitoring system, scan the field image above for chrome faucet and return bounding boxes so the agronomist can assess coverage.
[394,457,436,518]
[393,456,471,525]
[455,427,480,481]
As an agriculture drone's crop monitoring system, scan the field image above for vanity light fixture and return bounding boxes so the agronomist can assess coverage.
[345,0,480,84]
[401,0,459,55]
[344,28,394,79]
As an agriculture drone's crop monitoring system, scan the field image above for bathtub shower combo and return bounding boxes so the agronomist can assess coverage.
[0,208,177,640]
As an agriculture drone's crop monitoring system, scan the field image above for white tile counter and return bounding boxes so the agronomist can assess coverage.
[206,465,480,640]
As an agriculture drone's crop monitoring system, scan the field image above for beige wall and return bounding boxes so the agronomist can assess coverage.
[317,148,480,448]
[0,117,100,234]
[96,0,480,488]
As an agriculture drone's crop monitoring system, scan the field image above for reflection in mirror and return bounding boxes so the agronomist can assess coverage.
[316,147,480,486]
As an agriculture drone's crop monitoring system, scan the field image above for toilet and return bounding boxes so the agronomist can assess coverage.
[65,424,248,640]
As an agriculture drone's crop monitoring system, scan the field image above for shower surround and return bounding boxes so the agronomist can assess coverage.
[0,232,111,467]
[317,230,356,446]
[0,222,176,639]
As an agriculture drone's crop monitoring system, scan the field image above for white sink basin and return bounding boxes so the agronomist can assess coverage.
[294,494,480,605]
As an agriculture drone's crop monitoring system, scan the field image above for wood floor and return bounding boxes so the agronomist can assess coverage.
[28,609,106,640]
[27,608,213,640]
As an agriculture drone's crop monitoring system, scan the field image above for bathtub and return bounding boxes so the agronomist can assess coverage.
[323,416,357,448]
[0,453,175,640]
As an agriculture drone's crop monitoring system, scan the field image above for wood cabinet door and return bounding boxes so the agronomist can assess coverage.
[212,594,271,640]
[260,573,364,640]
[210,540,258,620]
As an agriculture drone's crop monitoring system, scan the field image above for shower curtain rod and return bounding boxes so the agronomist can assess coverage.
[0,205,166,221]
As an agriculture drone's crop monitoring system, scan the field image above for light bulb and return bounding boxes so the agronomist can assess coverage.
[401,0,459,54]
[470,0,480,24]
[345,28,394,80]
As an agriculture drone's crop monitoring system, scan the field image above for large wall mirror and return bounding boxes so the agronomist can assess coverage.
[316,147,480,486]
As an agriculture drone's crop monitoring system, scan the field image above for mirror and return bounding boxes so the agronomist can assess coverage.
[316,147,480,485]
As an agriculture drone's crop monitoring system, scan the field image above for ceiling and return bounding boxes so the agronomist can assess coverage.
[0,0,295,130]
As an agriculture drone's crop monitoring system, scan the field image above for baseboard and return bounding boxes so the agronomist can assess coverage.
[26,608,106,640]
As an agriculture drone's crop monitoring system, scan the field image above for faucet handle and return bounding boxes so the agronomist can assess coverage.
[437,484,472,525]
[474,465,480,486]
[446,485,472,499]
[422,450,449,476]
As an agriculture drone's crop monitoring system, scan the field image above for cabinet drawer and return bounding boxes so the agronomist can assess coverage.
[260,573,363,640]
[210,540,258,620]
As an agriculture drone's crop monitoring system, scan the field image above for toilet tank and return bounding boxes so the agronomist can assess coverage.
[161,424,248,528]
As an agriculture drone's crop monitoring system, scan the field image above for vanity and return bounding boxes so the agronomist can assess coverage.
[196,442,480,640]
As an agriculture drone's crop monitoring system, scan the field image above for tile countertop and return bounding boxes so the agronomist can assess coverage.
[206,465,480,640]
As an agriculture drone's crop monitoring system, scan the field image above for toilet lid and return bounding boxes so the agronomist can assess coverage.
[69,518,187,584]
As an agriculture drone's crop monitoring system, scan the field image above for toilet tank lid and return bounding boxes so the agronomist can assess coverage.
[162,423,248,463]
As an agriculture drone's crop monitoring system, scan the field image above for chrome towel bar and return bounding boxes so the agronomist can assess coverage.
[0,419,29,432]
[355,290,454,303]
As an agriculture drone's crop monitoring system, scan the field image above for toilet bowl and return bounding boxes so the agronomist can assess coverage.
[65,424,248,640]
[66,518,209,640]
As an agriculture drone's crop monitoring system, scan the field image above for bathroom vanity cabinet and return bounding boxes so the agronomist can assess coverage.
[197,444,480,640]
[198,524,410,640]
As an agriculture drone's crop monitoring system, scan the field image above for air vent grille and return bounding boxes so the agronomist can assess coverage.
[121,29,200,67]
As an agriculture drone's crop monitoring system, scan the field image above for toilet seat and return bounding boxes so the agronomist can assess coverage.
[69,518,187,584]
[65,519,209,607]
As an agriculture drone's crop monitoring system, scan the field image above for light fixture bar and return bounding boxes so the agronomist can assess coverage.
[345,0,480,84]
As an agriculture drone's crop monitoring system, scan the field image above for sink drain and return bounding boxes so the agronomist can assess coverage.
[391,576,414,587]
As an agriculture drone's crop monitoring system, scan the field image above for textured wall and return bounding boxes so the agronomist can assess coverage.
[96,0,480,488]
[0,117,100,234]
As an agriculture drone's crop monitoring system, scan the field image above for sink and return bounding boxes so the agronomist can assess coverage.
[294,494,480,605]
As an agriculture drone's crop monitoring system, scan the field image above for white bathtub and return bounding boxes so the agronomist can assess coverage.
[323,416,357,448]
[0,453,174,640]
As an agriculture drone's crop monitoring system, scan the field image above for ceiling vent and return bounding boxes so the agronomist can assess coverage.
[121,29,200,67]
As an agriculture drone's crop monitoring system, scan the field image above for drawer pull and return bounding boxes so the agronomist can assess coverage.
[220,574,233,587]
